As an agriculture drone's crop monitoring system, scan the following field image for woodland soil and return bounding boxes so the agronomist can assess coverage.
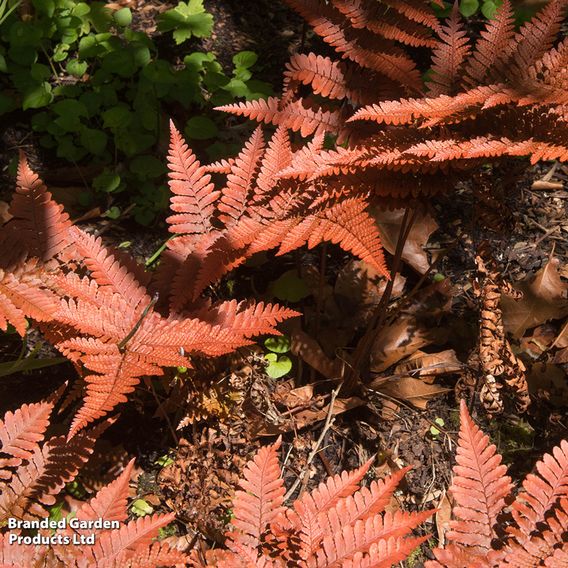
[0,2,567,567]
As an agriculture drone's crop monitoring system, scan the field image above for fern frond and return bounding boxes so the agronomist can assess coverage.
[343,535,432,568]
[428,5,470,96]
[464,0,515,85]
[507,439,568,548]
[218,127,265,228]
[331,0,437,47]
[317,509,433,566]
[117,541,191,568]
[285,0,425,91]
[0,401,54,478]
[443,399,512,553]
[9,152,71,261]
[277,198,389,278]
[255,126,293,197]
[508,0,567,76]
[229,438,285,547]
[382,0,442,34]
[68,227,150,313]
[166,121,220,235]
[0,259,58,336]
[86,512,175,565]
[216,97,345,138]
[76,458,134,522]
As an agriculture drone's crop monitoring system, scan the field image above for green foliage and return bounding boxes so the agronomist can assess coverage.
[0,0,273,225]
[131,498,154,517]
[264,353,293,379]
[269,270,310,303]
[264,335,293,378]
[157,0,213,45]
[264,336,291,354]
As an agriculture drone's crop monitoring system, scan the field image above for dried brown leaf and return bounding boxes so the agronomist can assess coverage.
[370,316,446,372]
[395,349,463,379]
[374,208,439,274]
[369,375,450,409]
[502,257,568,338]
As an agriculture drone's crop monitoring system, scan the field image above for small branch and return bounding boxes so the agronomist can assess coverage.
[284,385,341,502]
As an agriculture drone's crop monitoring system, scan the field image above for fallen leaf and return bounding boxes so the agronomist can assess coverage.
[502,257,568,338]
[520,324,557,357]
[291,329,343,379]
[526,362,568,407]
[0,201,11,224]
[435,491,454,547]
[370,316,446,372]
[552,319,568,349]
[368,375,450,409]
[334,260,406,317]
[373,207,439,274]
[395,349,463,379]
[273,383,314,408]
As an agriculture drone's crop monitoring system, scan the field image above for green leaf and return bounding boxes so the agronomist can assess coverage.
[66,59,88,77]
[131,499,153,517]
[93,170,121,193]
[113,7,132,26]
[102,104,132,129]
[265,353,292,379]
[30,63,50,82]
[184,116,218,140]
[22,82,52,110]
[102,50,135,77]
[134,207,155,226]
[481,0,498,19]
[155,455,174,467]
[264,336,291,354]
[71,3,91,18]
[270,270,310,303]
[129,155,166,179]
[103,206,121,219]
[459,0,479,17]
[52,99,88,132]
[158,1,213,43]
[0,93,16,115]
[233,51,258,69]
[0,54,7,73]
[80,127,107,155]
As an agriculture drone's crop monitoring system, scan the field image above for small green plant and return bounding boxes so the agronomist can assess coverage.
[0,1,272,225]
[264,335,293,379]
[157,0,213,45]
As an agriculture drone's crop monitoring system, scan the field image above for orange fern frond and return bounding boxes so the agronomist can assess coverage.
[216,97,345,138]
[202,438,433,566]
[445,399,513,554]
[428,401,568,567]
[506,439,568,551]
[0,401,54,478]
[0,259,59,336]
[463,0,516,85]
[277,198,389,278]
[218,126,265,228]
[228,438,286,548]
[9,152,71,261]
[166,120,220,235]
[75,458,134,523]
[428,4,470,97]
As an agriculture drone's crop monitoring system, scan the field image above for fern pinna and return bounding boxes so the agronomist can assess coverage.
[216,0,568,219]
[427,400,568,567]
[0,142,300,438]
[191,438,434,567]
[0,399,188,567]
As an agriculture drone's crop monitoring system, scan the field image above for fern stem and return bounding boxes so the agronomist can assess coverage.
[344,207,416,392]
